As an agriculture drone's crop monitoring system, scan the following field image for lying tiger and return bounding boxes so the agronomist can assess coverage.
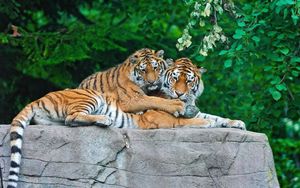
[159,58,246,129]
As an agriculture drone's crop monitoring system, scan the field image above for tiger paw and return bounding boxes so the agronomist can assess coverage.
[167,99,185,116]
[227,120,246,130]
[95,117,114,126]
[182,105,200,118]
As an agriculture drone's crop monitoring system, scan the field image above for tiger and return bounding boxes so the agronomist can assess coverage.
[78,48,185,116]
[7,87,213,188]
[159,57,246,130]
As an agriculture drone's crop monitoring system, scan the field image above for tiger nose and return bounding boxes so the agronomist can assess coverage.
[175,91,184,97]
[148,80,155,84]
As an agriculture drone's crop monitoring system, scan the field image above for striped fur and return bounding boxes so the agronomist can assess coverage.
[78,48,185,116]
[195,112,246,129]
[8,88,212,187]
[160,57,246,130]
[79,48,167,93]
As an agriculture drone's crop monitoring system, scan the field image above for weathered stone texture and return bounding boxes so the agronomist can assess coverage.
[0,125,279,188]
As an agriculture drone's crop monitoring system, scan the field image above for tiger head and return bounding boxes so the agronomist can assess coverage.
[129,48,171,92]
[161,58,206,105]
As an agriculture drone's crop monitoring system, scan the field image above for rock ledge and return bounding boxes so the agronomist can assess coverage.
[0,125,279,188]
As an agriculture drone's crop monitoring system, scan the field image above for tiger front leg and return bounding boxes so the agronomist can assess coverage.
[120,95,185,116]
[65,113,113,127]
[196,112,246,130]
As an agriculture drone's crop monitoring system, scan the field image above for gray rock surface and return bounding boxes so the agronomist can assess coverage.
[0,125,279,188]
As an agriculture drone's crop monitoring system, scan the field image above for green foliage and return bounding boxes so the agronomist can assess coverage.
[185,1,300,187]
[272,119,300,188]
[0,0,299,187]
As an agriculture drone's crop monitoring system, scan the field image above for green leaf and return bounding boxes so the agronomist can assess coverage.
[268,31,277,37]
[233,29,246,39]
[269,88,282,101]
[292,14,299,25]
[276,84,287,91]
[277,34,285,40]
[219,50,228,55]
[237,21,246,27]
[258,20,266,25]
[215,5,223,14]
[190,19,197,26]
[264,66,273,71]
[268,53,284,62]
[233,34,242,39]
[271,76,281,84]
[276,0,295,6]
[283,8,288,19]
[275,6,282,14]
[280,48,289,55]
[236,44,243,50]
[251,36,260,43]
[236,29,246,36]
[272,91,281,101]
[252,11,261,16]
[291,57,300,63]
[0,35,9,44]
[224,59,232,68]
[292,70,299,77]
[236,58,244,65]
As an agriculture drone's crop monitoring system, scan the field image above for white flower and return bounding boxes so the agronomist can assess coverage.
[184,40,192,48]
[207,42,213,49]
[177,37,183,43]
[194,2,201,10]
[176,43,184,51]
[220,35,227,42]
[214,33,220,40]
[213,25,222,33]
[203,36,209,43]
[204,3,211,17]
[200,49,208,56]
[199,20,205,27]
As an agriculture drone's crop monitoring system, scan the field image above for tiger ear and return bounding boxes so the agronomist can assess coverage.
[156,50,164,58]
[129,55,138,64]
[166,58,174,67]
[199,67,207,74]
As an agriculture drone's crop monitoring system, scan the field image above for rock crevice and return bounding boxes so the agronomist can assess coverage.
[0,125,279,188]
